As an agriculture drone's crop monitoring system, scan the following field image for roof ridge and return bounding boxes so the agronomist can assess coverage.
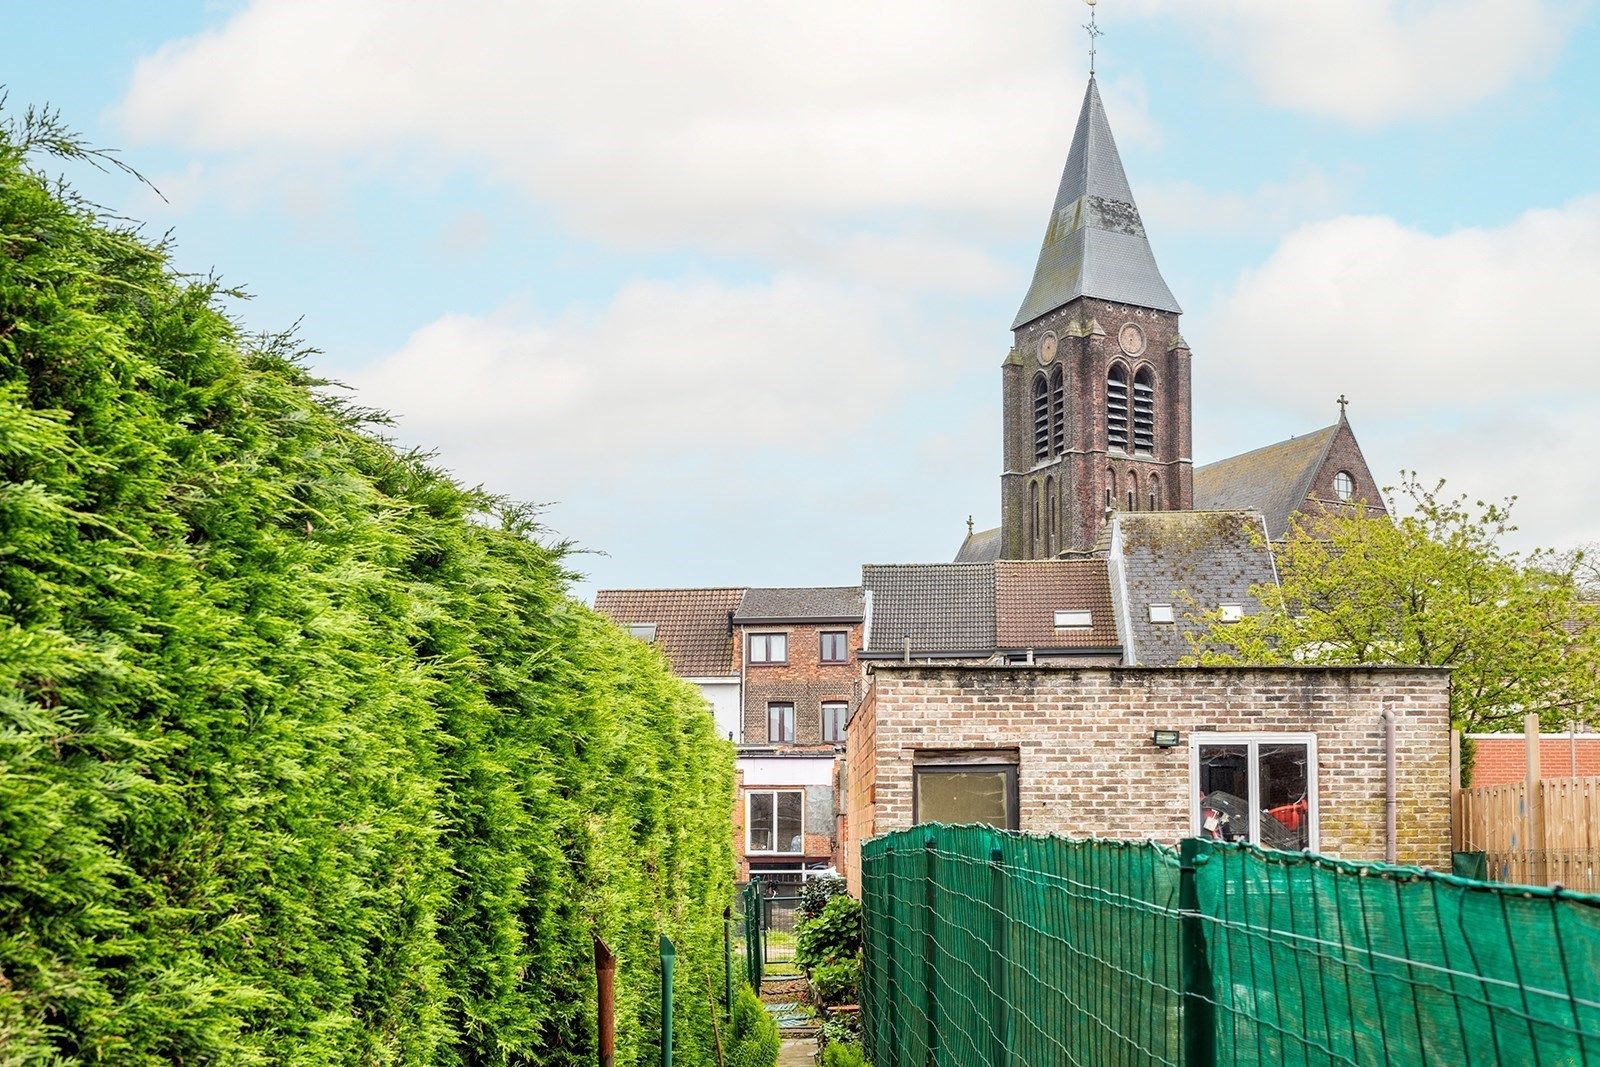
[1195,423,1339,471]
[594,586,746,594]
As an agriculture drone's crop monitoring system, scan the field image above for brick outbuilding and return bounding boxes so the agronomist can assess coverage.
[841,663,1452,894]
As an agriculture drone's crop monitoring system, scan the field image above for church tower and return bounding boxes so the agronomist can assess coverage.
[1000,76,1193,559]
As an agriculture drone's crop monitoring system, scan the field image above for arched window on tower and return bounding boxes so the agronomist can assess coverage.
[1030,480,1041,553]
[1033,374,1051,461]
[1049,365,1066,455]
[1105,468,1117,511]
[1132,367,1155,455]
[1106,365,1129,452]
[1149,473,1161,512]
[1046,476,1057,555]
[1127,470,1137,512]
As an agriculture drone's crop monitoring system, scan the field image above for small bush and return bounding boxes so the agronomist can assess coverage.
[728,986,780,1067]
[810,957,861,1007]
[796,894,863,969]
[821,1010,862,1048]
[821,1040,871,1067]
[798,876,849,921]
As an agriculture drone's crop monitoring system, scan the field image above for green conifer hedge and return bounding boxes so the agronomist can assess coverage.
[0,113,733,1064]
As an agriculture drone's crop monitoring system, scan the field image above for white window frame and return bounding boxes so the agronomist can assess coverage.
[746,789,805,855]
[628,622,658,641]
[1219,604,1245,623]
[1334,470,1355,502]
[748,632,789,664]
[820,701,849,742]
[1149,603,1174,624]
[1053,610,1092,628]
[1189,732,1319,850]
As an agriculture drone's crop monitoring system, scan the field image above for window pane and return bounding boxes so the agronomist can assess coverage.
[749,793,775,852]
[1198,744,1250,843]
[1258,743,1311,851]
[773,634,787,661]
[822,702,847,742]
[776,792,803,853]
[915,769,1013,829]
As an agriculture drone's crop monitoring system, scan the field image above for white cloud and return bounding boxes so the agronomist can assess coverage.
[1141,167,1351,238]
[1147,0,1586,125]
[1195,195,1600,549]
[113,1,1177,280]
[350,274,915,492]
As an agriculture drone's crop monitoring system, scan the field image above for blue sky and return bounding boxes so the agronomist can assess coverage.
[7,1,1600,597]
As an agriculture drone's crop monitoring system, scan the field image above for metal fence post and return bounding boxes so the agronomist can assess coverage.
[1179,838,1216,1067]
[660,934,675,1067]
[924,835,938,1067]
[989,845,1011,1067]
[751,877,764,988]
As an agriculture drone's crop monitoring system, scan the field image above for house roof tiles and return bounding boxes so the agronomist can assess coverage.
[592,587,743,677]
[733,586,864,622]
[861,563,995,656]
[994,560,1119,650]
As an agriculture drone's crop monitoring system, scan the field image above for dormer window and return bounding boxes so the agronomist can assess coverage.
[1220,604,1245,623]
[1149,604,1174,624]
[628,623,658,641]
[1053,610,1092,629]
[1334,470,1355,503]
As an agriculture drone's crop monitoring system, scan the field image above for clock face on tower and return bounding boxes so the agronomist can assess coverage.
[1118,322,1146,356]
[1037,332,1058,365]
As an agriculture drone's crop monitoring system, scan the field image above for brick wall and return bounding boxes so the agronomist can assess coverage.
[738,620,862,744]
[1303,420,1388,525]
[1469,735,1600,785]
[1002,297,1194,559]
[842,664,1451,892]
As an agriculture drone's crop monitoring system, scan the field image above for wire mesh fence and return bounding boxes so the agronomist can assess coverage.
[860,824,1600,1066]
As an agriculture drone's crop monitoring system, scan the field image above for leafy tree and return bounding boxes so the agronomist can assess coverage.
[0,106,733,1063]
[1189,475,1600,733]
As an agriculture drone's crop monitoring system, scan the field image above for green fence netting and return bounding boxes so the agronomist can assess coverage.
[859,825,1600,1066]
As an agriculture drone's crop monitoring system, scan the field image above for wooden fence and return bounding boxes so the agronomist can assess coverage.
[1452,717,1600,891]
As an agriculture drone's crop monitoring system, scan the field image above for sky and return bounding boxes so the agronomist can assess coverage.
[6,0,1600,598]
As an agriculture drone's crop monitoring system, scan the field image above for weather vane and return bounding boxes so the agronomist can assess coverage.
[1084,0,1103,76]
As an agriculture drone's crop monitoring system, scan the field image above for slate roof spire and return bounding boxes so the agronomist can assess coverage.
[1012,75,1180,329]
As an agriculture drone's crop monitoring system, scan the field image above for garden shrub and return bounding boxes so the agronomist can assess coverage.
[821,1010,862,1048]
[821,1041,871,1067]
[0,110,733,1064]
[796,894,863,969]
[727,986,779,1067]
[809,957,861,1007]
[797,875,848,921]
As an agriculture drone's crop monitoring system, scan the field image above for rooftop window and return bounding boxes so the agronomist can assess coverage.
[1053,610,1092,629]
[628,623,658,641]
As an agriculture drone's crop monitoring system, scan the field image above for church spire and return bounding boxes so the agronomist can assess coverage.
[1012,75,1180,329]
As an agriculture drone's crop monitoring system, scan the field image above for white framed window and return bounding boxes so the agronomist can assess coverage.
[627,622,657,641]
[747,790,804,854]
[1219,604,1244,623]
[1148,603,1174,624]
[1053,610,1092,629]
[1334,470,1355,503]
[748,632,788,664]
[767,702,795,743]
[1190,733,1317,851]
[821,701,848,742]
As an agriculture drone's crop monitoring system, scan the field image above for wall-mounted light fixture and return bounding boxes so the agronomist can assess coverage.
[1152,729,1180,748]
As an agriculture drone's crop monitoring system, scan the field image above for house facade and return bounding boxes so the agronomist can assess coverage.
[840,663,1454,894]
[594,584,863,883]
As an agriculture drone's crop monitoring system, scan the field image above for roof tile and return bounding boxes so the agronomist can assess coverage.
[593,588,743,677]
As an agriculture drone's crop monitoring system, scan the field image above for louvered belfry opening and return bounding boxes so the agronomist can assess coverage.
[1106,364,1129,452]
[1133,367,1155,455]
[1033,374,1051,460]
[1048,366,1066,455]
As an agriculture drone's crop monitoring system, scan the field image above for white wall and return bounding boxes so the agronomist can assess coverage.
[738,754,835,787]
[688,677,742,742]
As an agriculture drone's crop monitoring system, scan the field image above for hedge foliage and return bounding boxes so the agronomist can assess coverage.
[726,987,779,1067]
[0,111,733,1064]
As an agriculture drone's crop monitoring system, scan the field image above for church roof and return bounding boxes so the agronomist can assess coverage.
[1013,76,1180,329]
[1193,424,1341,540]
[954,525,1002,563]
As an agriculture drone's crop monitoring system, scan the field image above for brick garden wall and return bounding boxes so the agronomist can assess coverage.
[843,664,1451,890]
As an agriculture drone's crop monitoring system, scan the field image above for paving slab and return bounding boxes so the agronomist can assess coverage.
[776,1037,815,1066]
